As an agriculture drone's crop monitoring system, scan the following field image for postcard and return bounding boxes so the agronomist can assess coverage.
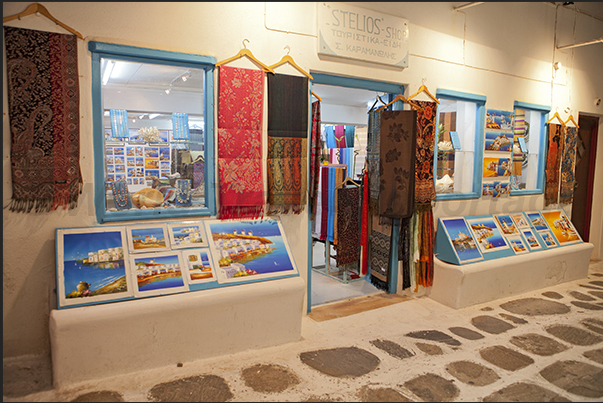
[497,158,511,176]
[144,147,159,158]
[145,169,160,179]
[483,182,494,197]
[508,236,528,254]
[511,213,529,228]
[483,157,499,177]
[526,211,549,232]
[492,181,501,198]
[167,222,208,249]
[495,214,519,235]
[466,217,510,254]
[540,230,558,248]
[180,248,216,284]
[486,109,514,131]
[440,217,483,263]
[522,229,542,251]
[127,224,170,254]
[130,252,189,297]
[485,131,513,152]
[540,209,582,245]
[204,217,299,284]
[56,226,134,308]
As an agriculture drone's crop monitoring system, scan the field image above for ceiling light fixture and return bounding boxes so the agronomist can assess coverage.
[165,85,172,95]
[149,114,160,119]
[102,60,115,85]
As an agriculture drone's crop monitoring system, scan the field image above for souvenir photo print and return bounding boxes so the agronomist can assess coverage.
[522,229,542,251]
[495,214,519,235]
[540,230,559,248]
[466,216,510,254]
[130,252,189,297]
[511,213,530,228]
[167,222,208,249]
[127,224,170,254]
[181,248,216,284]
[525,211,549,232]
[540,209,582,246]
[440,217,483,263]
[485,131,513,152]
[508,236,528,254]
[56,226,134,308]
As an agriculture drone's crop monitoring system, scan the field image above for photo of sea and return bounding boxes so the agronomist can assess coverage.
[441,218,483,263]
[133,254,184,292]
[170,224,205,247]
[466,217,509,253]
[61,231,128,299]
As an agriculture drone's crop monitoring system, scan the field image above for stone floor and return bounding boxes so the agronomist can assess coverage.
[4,261,603,402]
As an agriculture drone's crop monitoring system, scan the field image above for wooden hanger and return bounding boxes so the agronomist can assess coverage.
[3,3,83,39]
[546,111,565,125]
[407,84,440,104]
[343,176,359,188]
[215,39,274,73]
[368,94,388,113]
[376,94,423,113]
[311,91,322,102]
[268,46,313,79]
[564,115,579,128]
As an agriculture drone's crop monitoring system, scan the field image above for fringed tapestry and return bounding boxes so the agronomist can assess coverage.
[370,215,392,291]
[360,170,370,276]
[5,26,83,213]
[267,73,309,214]
[310,101,322,217]
[379,110,417,219]
[415,202,434,288]
[413,101,436,203]
[336,186,361,270]
[544,123,564,206]
[398,216,411,289]
[559,126,577,205]
[367,111,381,214]
[217,65,264,219]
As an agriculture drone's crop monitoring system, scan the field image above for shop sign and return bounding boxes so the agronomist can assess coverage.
[317,2,409,68]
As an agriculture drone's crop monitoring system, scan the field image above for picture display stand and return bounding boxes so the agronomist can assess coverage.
[435,208,582,265]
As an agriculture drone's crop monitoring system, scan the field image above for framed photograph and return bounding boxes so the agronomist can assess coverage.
[130,252,189,297]
[508,236,529,254]
[466,216,510,254]
[495,214,519,235]
[56,226,134,308]
[181,248,216,284]
[167,222,208,249]
[522,229,542,251]
[525,211,549,232]
[204,217,299,284]
[483,157,499,177]
[511,213,529,228]
[127,224,169,254]
[540,209,582,246]
[540,230,559,248]
[482,182,494,197]
[440,217,483,263]
[497,158,511,176]
[485,131,513,152]
[486,109,514,131]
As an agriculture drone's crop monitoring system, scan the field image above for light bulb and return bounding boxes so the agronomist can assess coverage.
[182,75,188,82]
[165,87,171,95]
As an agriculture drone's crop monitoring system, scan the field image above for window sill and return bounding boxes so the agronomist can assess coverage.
[435,192,481,201]
[98,206,215,224]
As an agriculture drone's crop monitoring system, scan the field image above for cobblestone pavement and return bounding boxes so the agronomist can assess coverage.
[4,261,603,402]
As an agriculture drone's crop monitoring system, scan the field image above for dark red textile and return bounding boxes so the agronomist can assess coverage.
[544,123,563,206]
[336,186,361,266]
[413,100,437,203]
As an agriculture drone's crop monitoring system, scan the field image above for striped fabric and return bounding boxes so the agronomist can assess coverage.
[110,109,129,138]
[172,112,190,140]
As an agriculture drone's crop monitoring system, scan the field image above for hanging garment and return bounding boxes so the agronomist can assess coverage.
[415,202,434,288]
[544,123,564,206]
[379,110,417,219]
[217,65,264,219]
[559,126,577,205]
[344,125,355,148]
[310,101,322,217]
[336,186,361,268]
[398,216,411,289]
[324,125,337,149]
[367,111,381,214]
[320,165,330,240]
[370,215,392,291]
[360,170,370,276]
[412,101,437,203]
[326,165,346,243]
[5,26,83,213]
[267,73,309,214]
[334,125,347,148]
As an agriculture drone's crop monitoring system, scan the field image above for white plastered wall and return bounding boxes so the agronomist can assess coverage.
[3,2,603,364]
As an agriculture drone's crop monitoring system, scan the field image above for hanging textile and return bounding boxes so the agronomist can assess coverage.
[512,110,525,177]
[398,216,411,289]
[110,109,129,139]
[172,112,190,140]
[311,165,329,241]
[344,125,355,148]
[360,170,370,276]
[410,209,419,291]
[413,101,437,203]
[5,26,83,213]
[267,73,309,214]
[324,125,337,148]
[217,65,264,219]
[379,110,417,219]
[310,101,322,216]
[367,111,381,214]
[334,125,347,148]
[370,216,392,291]
[559,126,577,205]
[544,123,564,206]
[415,202,434,288]
[336,186,361,270]
[326,165,346,243]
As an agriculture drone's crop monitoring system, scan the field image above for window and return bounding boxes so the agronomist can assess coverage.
[510,101,549,195]
[89,42,216,223]
[434,89,486,199]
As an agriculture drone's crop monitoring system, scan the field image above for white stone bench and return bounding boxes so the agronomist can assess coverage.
[49,276,305,388]
[429,242,593,309]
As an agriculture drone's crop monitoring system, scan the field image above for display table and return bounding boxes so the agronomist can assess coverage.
[49,276,305,388]
[429,242,593,309]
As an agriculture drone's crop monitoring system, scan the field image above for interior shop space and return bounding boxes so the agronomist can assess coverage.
[3,1,603,393]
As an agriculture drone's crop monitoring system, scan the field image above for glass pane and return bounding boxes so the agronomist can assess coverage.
[101,58,206,212]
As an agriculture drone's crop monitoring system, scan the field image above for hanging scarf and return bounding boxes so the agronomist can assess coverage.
[344,125,355,148]
[544,123,564,206]
[379,110,417,219]
[5,26,83,213]
[398,216,411,289]
[310,101,322,217]
[370,215,392,291]
[416,202,434,288]
[559,126,577,205]
[367,111,381,214]
[319,165,330,240]
[217,65,264,219]
[334,125,347,148]
[413,101,437,203]
[360,170,370,276]
[267,73,308,214]
[336,186,361,270]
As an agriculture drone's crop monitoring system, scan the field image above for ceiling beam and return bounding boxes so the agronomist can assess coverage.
[453,2,484,11]
[557,36,603,50]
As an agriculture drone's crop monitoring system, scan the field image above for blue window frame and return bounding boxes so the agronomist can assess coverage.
[434,89,487,200]
[89,42,216,223]
[510,101,549,195]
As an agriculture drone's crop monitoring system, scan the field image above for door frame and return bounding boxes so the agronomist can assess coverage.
[576,114,599,241]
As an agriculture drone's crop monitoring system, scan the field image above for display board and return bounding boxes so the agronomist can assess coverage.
[435,208,582,265]
[55,217,299,309]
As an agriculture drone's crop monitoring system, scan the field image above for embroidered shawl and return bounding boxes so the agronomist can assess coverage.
[544,123,564,206]
[217,65,264,219]
[267,73,309,214]
[336,186,361,268]
[367,111,381,214]
[559,126,577,205]
[370,215,392,291]
[5,26,82,213]
[310,101,322,216]
[360,170,370,276]
[415,202,434,288]
[413,101,437,203]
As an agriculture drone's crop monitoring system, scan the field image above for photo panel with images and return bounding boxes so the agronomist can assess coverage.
[540,209,582,246]
[180,248,216,284]
[130,251,189,297]
[167,222,208,249]
[56,226,134,308]
[440,217,484,263]
[495,214,520,235]
[522,228,543,251]
[127,224,170,254]
[486,109,514,131]
[466,216,510,254]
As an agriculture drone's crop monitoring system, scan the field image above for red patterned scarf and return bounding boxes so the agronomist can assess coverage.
[217,66,264,219]
[5,26,82,213]
[544,123,564,206]
[267,73,308,214]
[413,101,437,203]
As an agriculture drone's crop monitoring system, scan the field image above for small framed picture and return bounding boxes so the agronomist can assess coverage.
[180,248,216,284]
[525,211,549,232]
[167,222,208,249]
[130,252,189,297]
[127,224,169,254]
[522,229,542,251]
[508,236,529,254]
[540,230,559,248]
[439,217,484,264]
[511,213,529,229]
[495,214,519,235]
[540,209,582,246]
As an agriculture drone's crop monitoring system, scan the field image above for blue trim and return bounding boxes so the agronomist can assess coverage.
[510,189,543,196]
[307,84,313,314]
[310,72,404,94]
[436,192,481,201]
[436,88,487,103]
[89,41,216,223]
[474,102,486,192]
[513,100,550,113]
